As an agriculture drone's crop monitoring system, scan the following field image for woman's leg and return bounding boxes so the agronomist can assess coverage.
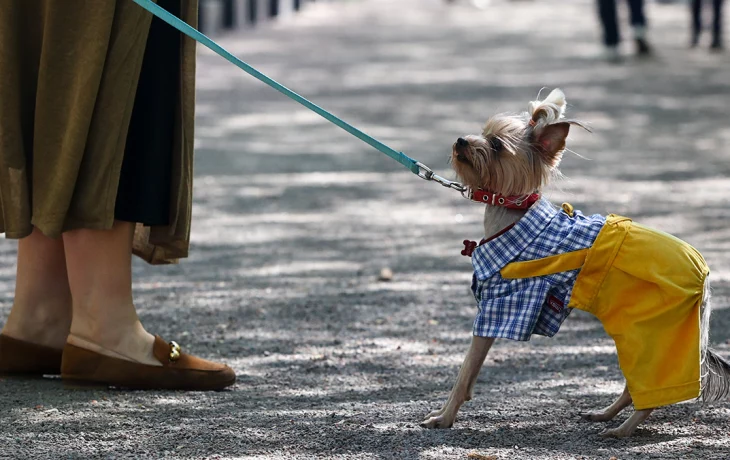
[59,221,235,390]
[2,228,72,349]
[63,221,159,366]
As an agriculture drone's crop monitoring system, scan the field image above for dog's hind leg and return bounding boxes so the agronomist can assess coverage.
[421,336,495,429]
[581,384,632,422]
[599,408,654,438]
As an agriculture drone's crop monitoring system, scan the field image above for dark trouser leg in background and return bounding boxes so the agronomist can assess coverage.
[627,0,651,54]
[711,0,724,48]
[598,0,620,47]
[692,0,702,47]
[627,0,647,29]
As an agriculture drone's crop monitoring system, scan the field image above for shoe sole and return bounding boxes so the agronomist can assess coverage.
[61,375,236,391]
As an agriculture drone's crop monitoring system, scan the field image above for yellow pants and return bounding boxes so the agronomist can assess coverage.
[501,214,709,410]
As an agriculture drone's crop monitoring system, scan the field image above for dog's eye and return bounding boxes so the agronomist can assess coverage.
[489,137,503,153]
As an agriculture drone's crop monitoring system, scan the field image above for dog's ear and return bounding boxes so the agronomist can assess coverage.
[534,122,570,168]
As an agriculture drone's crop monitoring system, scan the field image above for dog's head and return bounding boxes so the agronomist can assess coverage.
[451,88,586,196]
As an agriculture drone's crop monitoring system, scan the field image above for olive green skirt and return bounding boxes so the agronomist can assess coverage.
[0,0,198,264]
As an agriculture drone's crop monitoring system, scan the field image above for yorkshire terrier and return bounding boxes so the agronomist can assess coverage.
[421,89,730,438]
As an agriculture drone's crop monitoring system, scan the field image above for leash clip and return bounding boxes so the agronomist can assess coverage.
[415,162,469,195]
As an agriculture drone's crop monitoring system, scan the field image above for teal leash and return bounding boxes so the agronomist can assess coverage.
[132,0,467,194]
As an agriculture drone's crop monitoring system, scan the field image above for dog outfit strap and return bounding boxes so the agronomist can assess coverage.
[500,248,590,279]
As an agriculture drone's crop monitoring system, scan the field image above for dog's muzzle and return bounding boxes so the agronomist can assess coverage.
[454,138,471,163]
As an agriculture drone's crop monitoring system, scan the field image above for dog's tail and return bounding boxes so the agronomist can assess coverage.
[699,277,730,402]
[701,350,730,402]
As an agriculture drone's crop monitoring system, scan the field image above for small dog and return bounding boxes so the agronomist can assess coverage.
[421,89,730,438]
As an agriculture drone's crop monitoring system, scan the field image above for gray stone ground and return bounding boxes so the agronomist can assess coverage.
[2,0,730,458]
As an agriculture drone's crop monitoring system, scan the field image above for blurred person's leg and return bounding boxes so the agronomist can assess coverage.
[598,0,621,60]
[627,0,646,28]
[711,0,723,49]
[691,0,703,47]
[627,0,651,55]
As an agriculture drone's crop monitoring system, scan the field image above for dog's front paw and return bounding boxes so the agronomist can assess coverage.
[420,410,455,429]
[599,427,632,439]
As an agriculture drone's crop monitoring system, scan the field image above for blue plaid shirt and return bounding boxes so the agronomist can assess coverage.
[471,199,606,341]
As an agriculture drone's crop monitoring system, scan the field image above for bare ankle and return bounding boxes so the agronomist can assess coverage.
[68,321,159,366]
[70,296,139,337]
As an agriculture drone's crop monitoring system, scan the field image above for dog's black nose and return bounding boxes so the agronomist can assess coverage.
[456,137,468,147]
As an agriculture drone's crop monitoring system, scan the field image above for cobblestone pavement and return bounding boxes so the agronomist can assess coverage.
[1,0,729,458]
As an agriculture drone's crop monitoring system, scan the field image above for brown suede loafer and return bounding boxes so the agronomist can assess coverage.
[61,335,236,390]
[0,334,63,376]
